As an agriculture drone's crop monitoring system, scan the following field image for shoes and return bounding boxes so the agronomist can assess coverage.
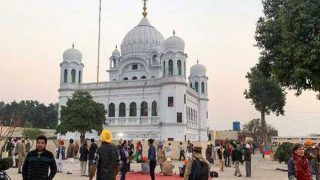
[67,172,72,174]
[238,175,242,177]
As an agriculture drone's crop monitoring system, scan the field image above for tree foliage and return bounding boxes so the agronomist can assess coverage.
[57,91,107,142]
[274,142,294,164]
[22,128,44,140]
[256,0,320,97]
[0,100,58,129]
[244,66,285,144]
[240,118,278,143]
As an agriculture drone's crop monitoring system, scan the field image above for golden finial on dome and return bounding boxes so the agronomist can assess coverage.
[142,0,148,17]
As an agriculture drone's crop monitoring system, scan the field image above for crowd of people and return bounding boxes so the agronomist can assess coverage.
[4,131,320,180]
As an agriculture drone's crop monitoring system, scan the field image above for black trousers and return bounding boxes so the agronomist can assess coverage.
[179,150,185,161]
[225,156,230,166]
[149,160,157,180]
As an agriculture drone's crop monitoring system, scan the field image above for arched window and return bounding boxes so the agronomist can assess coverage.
[140,101,148,116]
[123,77,128,80]
[201,82,205,93]
[152,55,157,64]
[108,103,115,117]
[112,58,116,68]
[119,102,126,117]
[132,76,137,80]
[184,62,186,76]
[195,82,199,92]
[141,76,146,79]
[63,69,68,83]
[71,69,76,83]
[168,60,173,75]
[163,61,166,76]
[78,71,82,83]
[152,101,157,116]
[191,109,193,121]
[129,102,136,116]
[177,60,182,75]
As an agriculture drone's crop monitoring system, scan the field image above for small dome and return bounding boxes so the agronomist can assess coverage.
[163,31,185,52]
[112,46,120,57]
[121,17,164,55]
[63,45,82,62]
[190,62,207,77]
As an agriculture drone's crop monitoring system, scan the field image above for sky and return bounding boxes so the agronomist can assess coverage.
[0,0,320,136]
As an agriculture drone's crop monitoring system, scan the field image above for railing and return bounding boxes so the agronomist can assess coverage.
[106,117,160,126]
[59,76,187,90]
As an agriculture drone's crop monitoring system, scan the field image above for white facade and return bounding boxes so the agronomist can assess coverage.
[58,15,209,141]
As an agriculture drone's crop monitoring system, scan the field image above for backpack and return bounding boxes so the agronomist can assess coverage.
[189,158,209,180]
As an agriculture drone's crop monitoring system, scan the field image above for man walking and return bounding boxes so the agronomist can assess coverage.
[17,139,26,174]
[88,138,98,177]
[244,144,252,177]
[186,140,193,159]
[179,142,185,161]
[232,144,243,177]
[22,135,57,180]
[148,139,157,180]
[89,129,119,180]
[66,139,76,174]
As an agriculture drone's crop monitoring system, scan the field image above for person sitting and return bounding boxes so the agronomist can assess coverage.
[179,159,189,177]
[162,158,175,176]
[141,156,149,174]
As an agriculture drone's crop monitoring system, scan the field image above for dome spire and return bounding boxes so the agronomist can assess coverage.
[197,59,199,64]
[142,0,148,17]
[72,43,75,48]
[173,29,175,36]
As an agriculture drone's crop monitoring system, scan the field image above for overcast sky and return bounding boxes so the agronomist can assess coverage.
[1,0,319,136]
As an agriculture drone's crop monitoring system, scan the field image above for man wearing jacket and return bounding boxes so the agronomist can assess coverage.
[89,130,119,180]
[22,135,57,180]
[232,144,243,177]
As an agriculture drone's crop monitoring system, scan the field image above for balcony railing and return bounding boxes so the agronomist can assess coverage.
[106,117,160,126]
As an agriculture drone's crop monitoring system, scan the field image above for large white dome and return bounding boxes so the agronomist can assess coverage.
[63,46,82,62]
[163,32,185,52]
[120,17,164,55]
[190,63,207,77]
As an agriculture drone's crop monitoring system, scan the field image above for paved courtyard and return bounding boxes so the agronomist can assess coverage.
[7,154,288,180]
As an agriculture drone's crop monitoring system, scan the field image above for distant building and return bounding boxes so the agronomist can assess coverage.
[208,130,239,144]
[272,136,320,145]
[232,121,241,131]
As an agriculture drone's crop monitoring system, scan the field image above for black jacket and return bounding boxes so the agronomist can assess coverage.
[22,149,57,180]
[232,148,243,162]
[89,142,98,160]
[243,148,251,161]
[96,142,119,180]
[217,148,226,160]
[79,146,89,161]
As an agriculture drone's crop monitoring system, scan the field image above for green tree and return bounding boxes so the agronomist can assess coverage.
[57,91,107,143]
[22,128,44,140]
[0,100,58,128]
[240,118,278,143]
[256,0,320,97]
[244,66,286,145]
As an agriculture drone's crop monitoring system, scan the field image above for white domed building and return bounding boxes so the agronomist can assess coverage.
[58,6,209,141]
